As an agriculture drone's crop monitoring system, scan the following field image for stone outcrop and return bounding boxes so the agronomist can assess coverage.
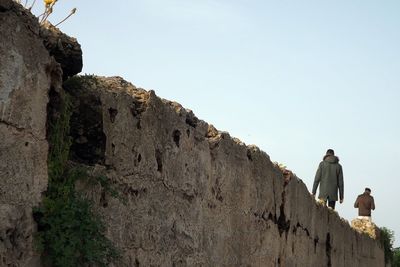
[64,76,385,267]
[1,1,54,265]
[40,21,83,80]
[0,0,385,266]
[0,0,82,265]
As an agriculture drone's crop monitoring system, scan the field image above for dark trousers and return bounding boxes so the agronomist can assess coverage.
[320,198,336,209]
[327,200,336,209]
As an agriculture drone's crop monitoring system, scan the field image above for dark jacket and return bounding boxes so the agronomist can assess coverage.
[354,193,375,216]
[312,155,344,201]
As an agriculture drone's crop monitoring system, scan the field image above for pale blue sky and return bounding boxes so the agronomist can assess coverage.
[42,0,400,246]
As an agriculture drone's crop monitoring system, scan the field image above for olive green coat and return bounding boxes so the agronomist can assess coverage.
[312,155,344,201]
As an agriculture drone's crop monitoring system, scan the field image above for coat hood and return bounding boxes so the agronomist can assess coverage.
[323,155,339,163]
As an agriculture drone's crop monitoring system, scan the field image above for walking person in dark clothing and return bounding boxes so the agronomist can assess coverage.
[354,187,375,221]
[312,149,344,209]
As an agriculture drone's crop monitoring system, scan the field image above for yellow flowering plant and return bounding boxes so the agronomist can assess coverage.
[13,0,77,27]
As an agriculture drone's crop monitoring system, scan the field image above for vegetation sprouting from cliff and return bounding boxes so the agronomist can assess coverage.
[33,87,120,267]
[394,247,400,267]
[380,227,400,266]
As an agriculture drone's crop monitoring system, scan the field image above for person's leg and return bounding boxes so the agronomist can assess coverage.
[328,200,336,209]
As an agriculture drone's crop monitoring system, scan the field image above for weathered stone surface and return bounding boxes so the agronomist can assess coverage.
[65,76,106,165]
[0,205,41,267]
[0,0,386,265]
[40,21,83,80]
[68,76,385,267]
[0,0,61,265]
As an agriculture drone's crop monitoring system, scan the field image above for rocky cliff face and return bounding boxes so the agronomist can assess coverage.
[63,76,384,267]
[0,1,57,265]
[0,0,385,266]
[0,0,81,265]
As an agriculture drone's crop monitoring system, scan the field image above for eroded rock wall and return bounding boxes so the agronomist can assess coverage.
[0,0,385,265]
[0,0,82,265]
[66,76,385,267]
[0,1,59,265]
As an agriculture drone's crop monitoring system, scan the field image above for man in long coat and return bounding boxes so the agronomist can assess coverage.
[312,149,344,209]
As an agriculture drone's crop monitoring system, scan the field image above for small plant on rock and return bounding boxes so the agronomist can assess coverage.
[13,0,77,26]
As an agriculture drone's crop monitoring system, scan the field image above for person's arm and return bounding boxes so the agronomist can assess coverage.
[371,196,375,210]
[312,163,322,196]
[338,165,344,203]
[354,196,359,208]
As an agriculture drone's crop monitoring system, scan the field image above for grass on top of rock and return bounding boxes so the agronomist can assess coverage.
[33,87,120,267]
